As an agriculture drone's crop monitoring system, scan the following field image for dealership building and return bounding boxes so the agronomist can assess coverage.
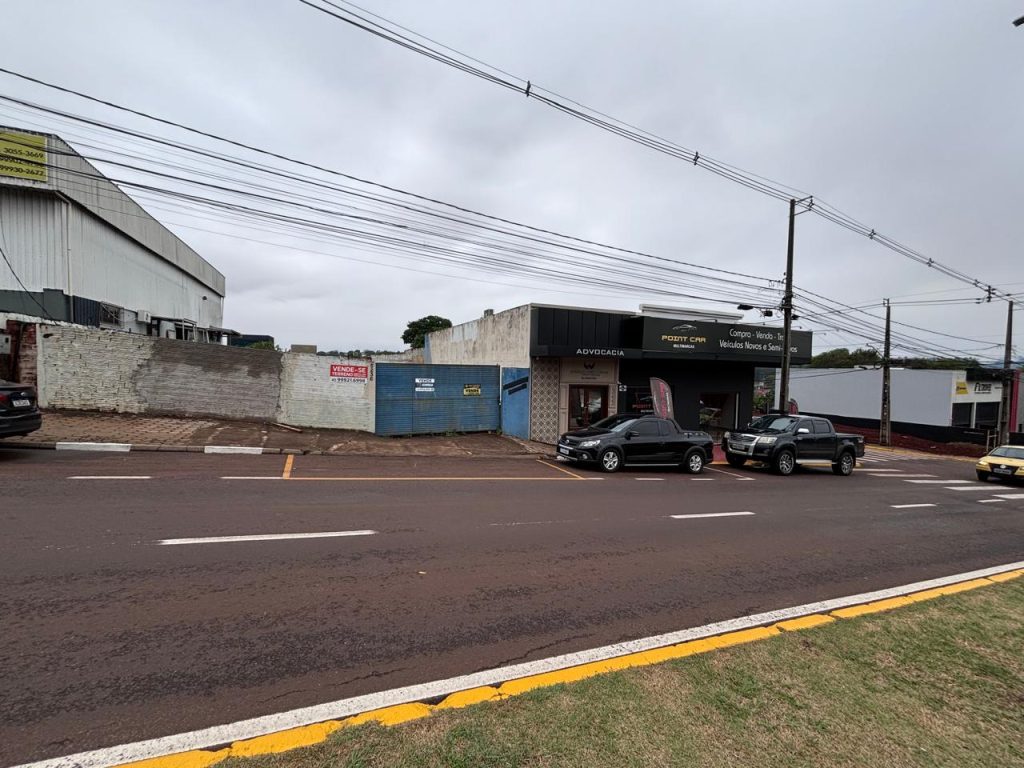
[425,303,812,443]
[0,127,228,341]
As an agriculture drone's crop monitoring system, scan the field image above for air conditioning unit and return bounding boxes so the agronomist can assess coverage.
[137,310,152,323]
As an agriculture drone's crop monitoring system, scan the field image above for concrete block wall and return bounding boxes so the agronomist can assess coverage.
[33,325,375,431]
[38,325,282,420]
[277,354,374,432]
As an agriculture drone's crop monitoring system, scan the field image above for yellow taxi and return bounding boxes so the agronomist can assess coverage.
[976,445,1024,482]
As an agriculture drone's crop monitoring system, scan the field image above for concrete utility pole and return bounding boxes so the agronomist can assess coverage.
[880,299,892,446]
[778,198,796,414]
[999,300,1014,445]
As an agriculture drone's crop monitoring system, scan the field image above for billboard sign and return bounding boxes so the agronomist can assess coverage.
[642,319,813,363]
[0,131,47,183]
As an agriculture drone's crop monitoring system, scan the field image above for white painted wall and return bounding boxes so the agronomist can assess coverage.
[783,368,964,426]
[277,354,375,432]
[426,305,530,368]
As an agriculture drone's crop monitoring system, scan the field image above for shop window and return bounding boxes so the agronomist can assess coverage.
[974,402,999,430]
[951,403,972,428]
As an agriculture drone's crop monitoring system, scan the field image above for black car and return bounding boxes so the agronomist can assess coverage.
[0,380,42,438]
[556,413,714,473]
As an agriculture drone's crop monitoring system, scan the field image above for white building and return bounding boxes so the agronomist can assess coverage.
[0,127,228,341]
[782,366,1011,438]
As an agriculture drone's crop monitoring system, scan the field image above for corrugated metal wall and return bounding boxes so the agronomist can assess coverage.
[500,367,530,439]
[0,189,67,293]
[375,363,500,436]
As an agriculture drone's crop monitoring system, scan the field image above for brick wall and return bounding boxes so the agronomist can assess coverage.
[278,354,374,431]
[33,325,374,430]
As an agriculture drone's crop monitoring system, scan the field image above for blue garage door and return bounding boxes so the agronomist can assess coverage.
[500,367,530,439]
[375,364,500,436]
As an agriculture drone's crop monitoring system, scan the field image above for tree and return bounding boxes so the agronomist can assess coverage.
[402,315,452,348]
[807,347,880,368]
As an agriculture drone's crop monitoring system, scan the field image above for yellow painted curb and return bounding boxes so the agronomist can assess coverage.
[114,569,1021,768]
[775,614,834,631]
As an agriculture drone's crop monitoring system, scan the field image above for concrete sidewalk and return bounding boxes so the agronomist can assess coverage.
[2,410,548,457]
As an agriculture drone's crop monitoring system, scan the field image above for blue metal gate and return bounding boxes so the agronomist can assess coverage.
[375,364,500,436]
[500,367,530,439]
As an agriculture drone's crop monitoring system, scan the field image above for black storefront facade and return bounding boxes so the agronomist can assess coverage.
[529,305,813,440]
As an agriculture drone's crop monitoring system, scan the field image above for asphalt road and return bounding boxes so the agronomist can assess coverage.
[2,446,1023,765]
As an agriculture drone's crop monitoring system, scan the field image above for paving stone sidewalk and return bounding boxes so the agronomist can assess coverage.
[4,410,549,457]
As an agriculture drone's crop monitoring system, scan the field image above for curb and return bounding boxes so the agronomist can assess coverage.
[0,440,537,459]
[18,561,1024,768]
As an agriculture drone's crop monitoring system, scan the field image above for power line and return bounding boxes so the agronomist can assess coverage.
[293,0,1014,303]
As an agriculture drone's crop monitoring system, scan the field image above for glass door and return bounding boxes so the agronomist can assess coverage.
[569,386,608,429]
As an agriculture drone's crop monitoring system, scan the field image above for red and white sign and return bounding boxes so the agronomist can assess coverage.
[329,364,369,382]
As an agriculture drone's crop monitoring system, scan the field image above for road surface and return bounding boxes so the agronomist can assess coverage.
[1,446,1022,765]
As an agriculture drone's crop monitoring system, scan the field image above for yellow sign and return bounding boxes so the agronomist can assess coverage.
[463,384,481,396]
[955,381,968,395]
[0,131,47,182]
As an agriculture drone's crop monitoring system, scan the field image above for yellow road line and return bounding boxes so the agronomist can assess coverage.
[112,568,1023,768]
[282,455,294,480]
[536,459,586,480]
[284,476,581,482]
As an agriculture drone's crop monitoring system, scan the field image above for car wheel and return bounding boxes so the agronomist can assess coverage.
[832,451,855,476]
[599,448,622,473]
[726,455,746,468]
[976,470,990,482]
[683,449,705,474]
[773,449,796,476]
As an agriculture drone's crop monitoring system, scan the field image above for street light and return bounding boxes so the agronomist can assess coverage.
[1014,14,1024,26]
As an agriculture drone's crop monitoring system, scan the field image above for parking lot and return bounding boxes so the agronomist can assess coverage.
[2,445,1023,766]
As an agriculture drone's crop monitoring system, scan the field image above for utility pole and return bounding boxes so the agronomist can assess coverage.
[778,198,796,414]
[880,299,892,446]
[999,300,1014,445]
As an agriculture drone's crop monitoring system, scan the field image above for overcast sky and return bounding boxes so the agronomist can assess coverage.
[2,1,1022,359]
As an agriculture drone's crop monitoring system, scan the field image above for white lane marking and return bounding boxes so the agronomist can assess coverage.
[634,478,664,481]
[690,477,715,481]
[670,511,755,520]
[865,473,936,478]
[489,519,577,527]
[221,476,283,480]
[859,468,902,472]
[204,446,264,455]
[891,503,937,509]
[69,476,152,480]
[904,479,971,484]
[994,493,1024,499]
[157,531,376,546]
[978,499,1006,503]
[24,559,1024,768]
[705,466,750,480]
[947,486,1002,492]
[56,442,131,452]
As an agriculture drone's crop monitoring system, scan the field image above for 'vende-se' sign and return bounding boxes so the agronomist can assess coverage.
[329,364,369,382]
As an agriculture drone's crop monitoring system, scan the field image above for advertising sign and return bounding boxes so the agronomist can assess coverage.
[642,319,813,363]
[649,377,674,420]
[463,384,481,396]
[0,131,47,183]
[329,364,369,382]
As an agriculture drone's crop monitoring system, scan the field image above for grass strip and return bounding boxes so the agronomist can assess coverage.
[225,578,1024,768]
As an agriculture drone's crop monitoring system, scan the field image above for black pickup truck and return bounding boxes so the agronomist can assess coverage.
[723,414,865,476]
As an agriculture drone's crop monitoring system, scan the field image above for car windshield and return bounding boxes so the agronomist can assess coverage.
[590,414,641,433]
[747,415,799,433]
[989,446,1024,460]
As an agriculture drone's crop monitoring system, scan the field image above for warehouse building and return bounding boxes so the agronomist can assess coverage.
[425,303,813,443]
[0,127,228,341]
[783,366,1020,442]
